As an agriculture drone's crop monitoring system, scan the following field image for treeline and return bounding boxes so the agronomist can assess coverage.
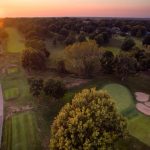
[4,18,150,80]
[22,40,150,80]
[4,18,150,46]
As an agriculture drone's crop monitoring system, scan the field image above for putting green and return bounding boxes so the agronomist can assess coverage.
[4,87,19,100]
[103,83,134,112]
[5,27,25,53]
[128,114,150,146]
[2,112,41,150]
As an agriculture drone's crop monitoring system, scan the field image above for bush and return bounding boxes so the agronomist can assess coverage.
[44,79,66,99]
[50,88,128,149]
[121,38,135,51]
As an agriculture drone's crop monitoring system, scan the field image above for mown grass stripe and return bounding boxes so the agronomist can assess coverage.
[12,115,21,150]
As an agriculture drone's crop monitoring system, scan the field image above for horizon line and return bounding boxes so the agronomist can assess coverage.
[1,16,150,19]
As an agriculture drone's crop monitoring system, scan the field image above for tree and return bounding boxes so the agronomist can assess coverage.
[114,53,138,80]
[22,48,47,72]
[121,38,135,51]
[95,34,104,45]
[25,39,50,58]
[57,60,67,74]
[95,32,110,46]
[28,78,43,98]
[50,88,128,150]
[143,35,150,47]
[101,51,115,73]
[44,79,66,99]
[64,35,76,46]
[64,40,103,77]
[78,32,86,42]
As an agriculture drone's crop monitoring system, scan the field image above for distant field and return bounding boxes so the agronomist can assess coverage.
[2,112,41,150]
[5,27,25,53]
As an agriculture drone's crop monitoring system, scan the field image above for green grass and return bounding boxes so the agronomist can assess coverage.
[4,87,19,100]
[62,75,150,147]
[102,83,134,112]
[5,27,25,53]
[0,69,33,105]
[7,67,18,74]
[2,112,41,150]
[128,114,150,147]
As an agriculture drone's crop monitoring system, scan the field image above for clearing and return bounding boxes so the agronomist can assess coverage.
[5,27,25,53]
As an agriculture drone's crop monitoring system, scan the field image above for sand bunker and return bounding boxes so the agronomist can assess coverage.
[136,103,150,116]
[145,102,150,107]
[135,92,150,116]
[135,92,149,102]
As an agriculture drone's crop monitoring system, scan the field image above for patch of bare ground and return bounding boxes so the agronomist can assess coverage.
[64,77,90,89]
[5,103,34,119]
[135,92,149,102]
[135,92,150,116]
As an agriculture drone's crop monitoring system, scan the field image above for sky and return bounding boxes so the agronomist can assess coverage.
[0,0,150,18]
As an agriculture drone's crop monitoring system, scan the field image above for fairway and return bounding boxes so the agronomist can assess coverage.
[5,27,25,53]
[128,114,150,146]
[4,87,19,100]
[2,112,41,150]
[103,83,134,112]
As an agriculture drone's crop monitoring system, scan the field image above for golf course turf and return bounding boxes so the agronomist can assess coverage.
[2,112,41,150]
[102,83,134,112]
[5,27,25,53]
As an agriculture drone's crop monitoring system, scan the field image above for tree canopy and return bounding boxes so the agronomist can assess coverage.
[50,88,128,150]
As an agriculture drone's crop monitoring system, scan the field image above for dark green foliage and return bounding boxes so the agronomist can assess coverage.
[65,35,76,46]
[22,48,47,71]
[114,54,138,80]
[143,35,150,46]
[121,38,135,51]
[57,60,67,74]
[78,33,86,42]
[28,78,44,97]
[95,32,110,45]
[44,79,66,99]
[95,34,104,45]
[131,25,146,37]
[101,51,115,73]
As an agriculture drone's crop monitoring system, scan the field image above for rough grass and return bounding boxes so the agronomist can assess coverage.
[4,87,19,100]
[128,114,150,146]
[2,112,41,150]
[5,27,25,53]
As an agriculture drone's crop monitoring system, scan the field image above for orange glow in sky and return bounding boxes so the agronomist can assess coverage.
[0,0,150,18]
[0,20,4,28]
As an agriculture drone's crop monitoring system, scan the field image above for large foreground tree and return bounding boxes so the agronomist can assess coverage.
[50,88,128,150]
